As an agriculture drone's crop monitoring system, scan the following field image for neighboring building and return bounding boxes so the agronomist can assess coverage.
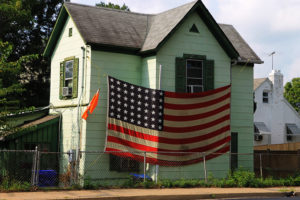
[43,0,262,181]
[254,70,300,145]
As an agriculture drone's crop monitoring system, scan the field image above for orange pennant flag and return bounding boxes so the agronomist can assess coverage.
[82,89,99,120]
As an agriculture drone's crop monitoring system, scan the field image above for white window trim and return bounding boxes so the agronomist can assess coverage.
[186,59,203,93]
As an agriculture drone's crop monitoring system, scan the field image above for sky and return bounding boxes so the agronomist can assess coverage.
[71,0,300,84]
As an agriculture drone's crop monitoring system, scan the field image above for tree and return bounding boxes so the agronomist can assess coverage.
[0,0,63,108]
[284,78,300,112]
[96,1,130,11]
[0,41,37,133]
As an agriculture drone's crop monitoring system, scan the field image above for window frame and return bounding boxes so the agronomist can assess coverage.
[262,91,269,103]
[186,59,204,93]
[59,56,79,99]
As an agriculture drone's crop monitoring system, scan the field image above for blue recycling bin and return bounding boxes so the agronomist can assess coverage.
[38,170,57,187]
[129,173,152,181]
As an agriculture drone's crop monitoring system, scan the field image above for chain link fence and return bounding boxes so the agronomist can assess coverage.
[1,149,300,188]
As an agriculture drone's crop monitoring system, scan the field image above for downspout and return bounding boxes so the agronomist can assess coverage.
[76,46,85,160]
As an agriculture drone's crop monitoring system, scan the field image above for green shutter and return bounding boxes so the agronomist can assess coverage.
[175,57,186,92]
[59,62,64,99]
[204,59,214,91]
[72,58,79,98]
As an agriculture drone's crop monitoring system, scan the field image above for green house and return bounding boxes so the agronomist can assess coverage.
[44,0,263,181]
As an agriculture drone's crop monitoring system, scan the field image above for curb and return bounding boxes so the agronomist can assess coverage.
[53,192,287,200]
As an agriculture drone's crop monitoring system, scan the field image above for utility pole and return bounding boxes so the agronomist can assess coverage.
[269,51,275,70]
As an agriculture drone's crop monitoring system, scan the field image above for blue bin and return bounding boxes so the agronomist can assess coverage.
[39,170,57,187]
[129,173,152,181]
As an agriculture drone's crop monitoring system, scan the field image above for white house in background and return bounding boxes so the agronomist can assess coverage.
[254,70,300,145]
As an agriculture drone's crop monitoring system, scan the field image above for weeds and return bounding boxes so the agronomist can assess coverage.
[3,169,300,191]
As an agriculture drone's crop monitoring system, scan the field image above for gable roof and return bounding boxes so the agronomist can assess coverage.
[254,78,268,90]
[219,24,263,64]
[44,0,262,64]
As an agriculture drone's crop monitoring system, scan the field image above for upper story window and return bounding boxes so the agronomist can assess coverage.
[186,59,203,93]
[59,57,79,99]
[175,54,214,93]
[68,28,72,37]
[262,91,269,103]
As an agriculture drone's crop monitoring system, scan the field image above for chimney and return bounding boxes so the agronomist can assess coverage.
[269,70,284,102]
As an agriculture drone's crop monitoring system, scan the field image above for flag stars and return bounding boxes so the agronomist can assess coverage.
[111,92,115,96]
[124,116,128,121]
[117,108,121,112]
[137,101,142,105]
[159,98,163,103]
[130,85,134,90]
[138,94,142,98]
[152,97,156,101]
[123,83,127,87]
[130,119,135,123]
[137,107,141,111]
[151,124,155,128]
[144,123,148,127]
[110,105,115,109]
[151,117,155,121]
[152,104,156,108]
[145,89,149,93]
[110,78,114,82]
[152,91,156,95]
[110,112,114,117]
[111,98,115,103]
[138,87,142,92]
[124,97,128,101]
[124,110,128,114]
[144,116,148,120]
[117,94,121,98]
[145,103,149,107]
[130,92,134,96]
[137,114,141,118]
[152,111,155,115]
[117,114,121,118]
[137,121,141,125]
[130,105,135,109]
[124,103,128,107]
[130,112,134,116]
[117,101,121,105]
[124,90,128,94]
[130,99,135,103]
[110,85,115,89]
[145,96,149,100]
[116,80,120,85]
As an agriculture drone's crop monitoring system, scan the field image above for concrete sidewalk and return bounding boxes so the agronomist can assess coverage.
[0,187,299,200]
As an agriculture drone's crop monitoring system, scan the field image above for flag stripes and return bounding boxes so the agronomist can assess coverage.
[105,76,231,166]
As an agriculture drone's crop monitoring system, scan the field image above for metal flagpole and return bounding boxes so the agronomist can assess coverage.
[155,64,162,183]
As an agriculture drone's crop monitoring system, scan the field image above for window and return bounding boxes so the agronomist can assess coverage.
[59,57,79,99]
[65,60,74,87]
[175,54,214,92]
[68,28,72,37]
[287,125,293,141]
[186,59,203,93]
[109,154,140,172]
[262,91,268,103]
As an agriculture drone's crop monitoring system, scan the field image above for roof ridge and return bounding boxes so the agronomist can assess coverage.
[64,2,154,17]
[155,0,197,15]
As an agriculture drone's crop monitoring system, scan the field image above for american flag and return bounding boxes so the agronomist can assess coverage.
[105,76,231,166]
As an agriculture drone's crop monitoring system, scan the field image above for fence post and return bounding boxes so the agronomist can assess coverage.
[203,154,207,183]
[35,149,41,186]
[144,152,146,182]
[31,146,38,186]
[259,153,263,179]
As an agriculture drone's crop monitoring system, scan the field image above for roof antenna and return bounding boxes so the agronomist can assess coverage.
[269,51,275,70]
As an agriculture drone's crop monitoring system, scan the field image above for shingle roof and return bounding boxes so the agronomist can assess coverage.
[219,24,263,64]
[141,1,197,52]
[254,78,267,90]
[59,1,262,64]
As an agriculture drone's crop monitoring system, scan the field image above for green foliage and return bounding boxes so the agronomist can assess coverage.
[284,78,300,112]
[0,0,63,114]
[0,176,31,191]
[96,1,130,11]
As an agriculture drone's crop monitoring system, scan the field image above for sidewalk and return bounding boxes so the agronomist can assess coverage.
[1,187,299,200]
